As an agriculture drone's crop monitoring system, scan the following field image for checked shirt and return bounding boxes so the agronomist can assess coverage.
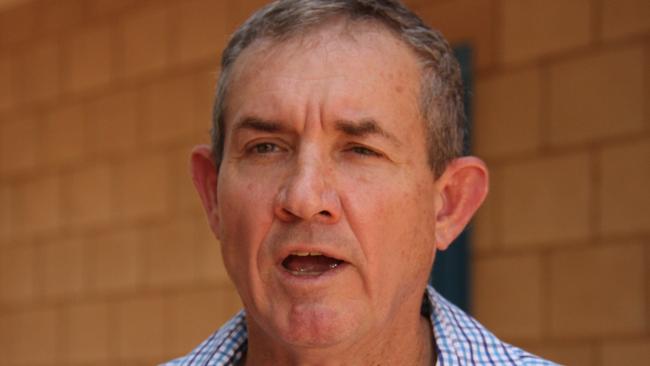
[163,286,557,365]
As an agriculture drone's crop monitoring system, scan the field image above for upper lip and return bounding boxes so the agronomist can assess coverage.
[275,245,348,266]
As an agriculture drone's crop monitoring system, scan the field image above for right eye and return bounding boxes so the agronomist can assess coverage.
[249,142,281,154]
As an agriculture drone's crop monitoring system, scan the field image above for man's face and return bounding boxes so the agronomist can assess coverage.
[215,22,440,347]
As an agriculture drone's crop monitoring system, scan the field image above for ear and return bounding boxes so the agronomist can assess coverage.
[190,144,221,239]
[433,156,488,251]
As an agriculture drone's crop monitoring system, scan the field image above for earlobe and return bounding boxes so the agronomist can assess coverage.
[434,157,489,251]
[190,144,221,238]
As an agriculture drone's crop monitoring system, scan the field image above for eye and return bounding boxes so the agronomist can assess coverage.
[349,145,382,157]
[250,142,281,154]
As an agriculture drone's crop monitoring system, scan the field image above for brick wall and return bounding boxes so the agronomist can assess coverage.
[0,0,647,365]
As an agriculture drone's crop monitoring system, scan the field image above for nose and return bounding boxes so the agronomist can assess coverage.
[274,155,341,224]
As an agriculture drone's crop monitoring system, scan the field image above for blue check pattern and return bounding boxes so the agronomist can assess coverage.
[162,285,557,365]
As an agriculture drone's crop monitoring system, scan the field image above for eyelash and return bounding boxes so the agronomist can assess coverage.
[348,145,382,157]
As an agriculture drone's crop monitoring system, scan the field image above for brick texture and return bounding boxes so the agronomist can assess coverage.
[0,54,14,111]
[499,0,592,63]
[601,0,650,41]
[3,308,61,364]
[42,103,85,167]
[115,154,170,222]
[473,254,543,341]
[66,302,110,364]
[143,218,197,288]
[88,228,141,294]
[65,24,114,94]
[602,339,650,366]
[549,45,645,146]
[527,344,594,366]
[64,163,113,229]
[15,175,63,237]
[120,5,171,79]
[174,0,228,65]
[39,237,86,299]
[599,138,650,235]
[114,296,166,361]
[0,244,35,304]
[500,154,591,247]
[474,67,542,157]
[0,113,39,175]
[85,90,139,157]
[414,0,495,69]
[14,39,60,105]
[549,242,646,337]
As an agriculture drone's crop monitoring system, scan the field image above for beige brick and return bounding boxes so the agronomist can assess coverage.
[42,103,85,167]
[167,287,242,357]
[86,0,134,17]
[602,339,650,366]
[499,0,592,63]
[0,184,14,241]
[226,0,270,32]
[65,163,113,229]
[549,45,645,146]
[65,25,114,94]
[66,302,110,364]
[115,296,165,361]
[196,216,230,285]
[15,39,61,104]
[194,69,217,141]
[3,308,61,364]
[0,2,36,45]
[144,217,197,288]
[175,0,228,65]
[599,139,650,235]
[0,54,14,111]
[115,154,170,221]
[0,245,35,304]
[414,0,495,69]
[526,344,594,366]
[88,228,141,294]
[39,237,85,299]
[86,90,139,156]
[473,254,543,341]
[142,74,198,146]
[602,0,650,41]
[120,6,170,79]
[501,154,591,247]
[16,175,63,236]
[0,113,39,175]
[475,67,542,157]
[38,0,86,34]
[550,242,645,337]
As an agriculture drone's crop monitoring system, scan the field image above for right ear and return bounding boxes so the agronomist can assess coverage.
[190,144,221,239]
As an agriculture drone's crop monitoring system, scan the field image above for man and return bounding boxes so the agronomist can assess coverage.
[166,0,555,365]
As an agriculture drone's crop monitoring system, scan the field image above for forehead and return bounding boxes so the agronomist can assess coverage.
[224,20,423,124]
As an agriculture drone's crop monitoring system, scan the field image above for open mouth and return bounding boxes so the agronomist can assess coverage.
[281,252,344,276]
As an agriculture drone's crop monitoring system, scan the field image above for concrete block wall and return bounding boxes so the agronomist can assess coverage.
[0,0,647,364]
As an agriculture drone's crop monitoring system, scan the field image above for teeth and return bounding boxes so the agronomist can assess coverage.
[291,252,322,257]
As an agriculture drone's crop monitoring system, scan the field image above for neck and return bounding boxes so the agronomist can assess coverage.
[244,311,434,366]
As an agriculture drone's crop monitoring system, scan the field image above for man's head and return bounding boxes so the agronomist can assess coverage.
[212,0,465,178]
[190,0,488,359]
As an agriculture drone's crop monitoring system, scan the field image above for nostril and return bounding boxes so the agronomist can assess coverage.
[319,210,332,217]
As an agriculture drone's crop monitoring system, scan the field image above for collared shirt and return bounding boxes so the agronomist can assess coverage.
[163,286,557,365]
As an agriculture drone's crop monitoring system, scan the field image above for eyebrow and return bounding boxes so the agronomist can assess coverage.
[335,119,401,146]
[233,116,401,146]
[233,117,287,133]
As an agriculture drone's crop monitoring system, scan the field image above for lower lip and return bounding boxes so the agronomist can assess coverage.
[276,262,349,286]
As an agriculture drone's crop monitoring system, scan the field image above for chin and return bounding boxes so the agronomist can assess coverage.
[275,302,362,348]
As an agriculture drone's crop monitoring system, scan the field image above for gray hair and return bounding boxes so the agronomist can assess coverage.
[211,0,465,177]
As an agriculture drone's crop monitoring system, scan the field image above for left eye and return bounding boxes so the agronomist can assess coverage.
[349,146,382,157]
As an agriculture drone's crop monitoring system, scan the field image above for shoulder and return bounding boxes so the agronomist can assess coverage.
[427,286,558,366]
[160,310,248,366]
